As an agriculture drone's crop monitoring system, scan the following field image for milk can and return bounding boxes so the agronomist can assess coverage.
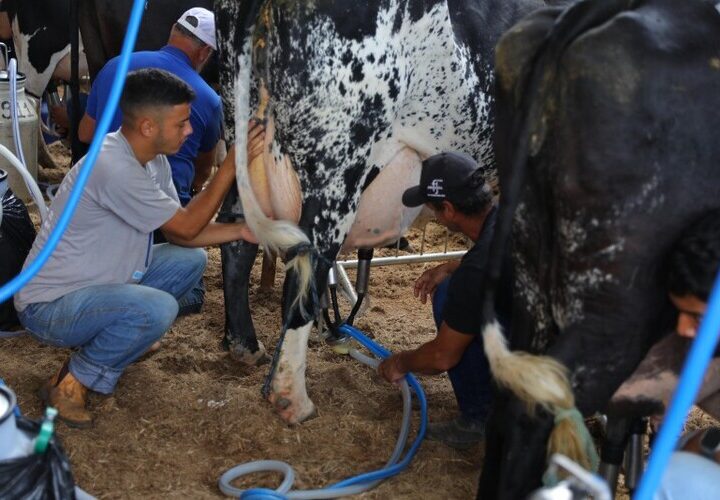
[0,385,33,461]
[0,70,39,203]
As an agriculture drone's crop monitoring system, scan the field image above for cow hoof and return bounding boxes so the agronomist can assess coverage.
[228,340,270,367]
[269,393,317,424]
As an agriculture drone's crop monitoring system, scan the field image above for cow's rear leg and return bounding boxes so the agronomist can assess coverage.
[267,319,316,424]
[220,238,270,366]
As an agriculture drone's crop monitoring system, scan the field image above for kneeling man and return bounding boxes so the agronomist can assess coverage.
[14,69,260,427]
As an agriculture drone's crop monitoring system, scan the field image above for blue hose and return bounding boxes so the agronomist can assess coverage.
[634,269,720,500]
[233,325,428,499]
[0,0,146,304]
[334,325,427,488]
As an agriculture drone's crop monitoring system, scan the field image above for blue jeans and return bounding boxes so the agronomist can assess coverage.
[432,277,494,423]
[19,244,206,394]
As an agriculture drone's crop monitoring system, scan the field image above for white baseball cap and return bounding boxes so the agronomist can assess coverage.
[176,7,216,50]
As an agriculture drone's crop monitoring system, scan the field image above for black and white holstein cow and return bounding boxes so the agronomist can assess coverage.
[216,0,545,425]
[0,0,89,99]
[474,0,720,497]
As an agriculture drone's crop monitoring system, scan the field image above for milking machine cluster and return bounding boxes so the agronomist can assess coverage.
[218,248,430,499]
[322,248,373,340]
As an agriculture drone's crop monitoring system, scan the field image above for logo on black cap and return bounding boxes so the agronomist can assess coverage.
[427,179,444,198]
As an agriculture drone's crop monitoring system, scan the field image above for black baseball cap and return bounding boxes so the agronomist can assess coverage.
[402,151,482,207]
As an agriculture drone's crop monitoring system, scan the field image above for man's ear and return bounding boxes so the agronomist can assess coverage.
[139,117,155,138]
[441,200,455,218]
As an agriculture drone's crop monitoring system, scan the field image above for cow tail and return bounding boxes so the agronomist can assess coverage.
[482,322,592,469]
[233,34,312,310]
[479,0,636,471]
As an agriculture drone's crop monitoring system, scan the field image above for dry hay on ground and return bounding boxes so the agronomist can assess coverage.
[1,143,716,499]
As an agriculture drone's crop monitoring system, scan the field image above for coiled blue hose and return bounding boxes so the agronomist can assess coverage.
[634,269,720,500]
[224,325,428,499]
[0,0,146,304]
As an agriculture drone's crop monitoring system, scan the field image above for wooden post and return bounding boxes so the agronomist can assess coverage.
[259,251,277,291]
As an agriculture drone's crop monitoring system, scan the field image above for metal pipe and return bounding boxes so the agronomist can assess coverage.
[334,264,357,305]
[337,250,465,269]
[70,0,82,163]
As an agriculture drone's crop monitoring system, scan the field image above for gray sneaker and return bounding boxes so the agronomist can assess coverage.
[425,415,485,450]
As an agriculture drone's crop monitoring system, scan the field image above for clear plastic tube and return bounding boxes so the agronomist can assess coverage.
[218,326,426,499]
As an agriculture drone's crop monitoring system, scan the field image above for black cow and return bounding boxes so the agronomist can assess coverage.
[216,0,543,424]
[477,0,720,497]
[78,0,214,81]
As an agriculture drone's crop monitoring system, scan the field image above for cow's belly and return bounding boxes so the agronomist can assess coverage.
[342,147,423,251]
[12,17,90,97]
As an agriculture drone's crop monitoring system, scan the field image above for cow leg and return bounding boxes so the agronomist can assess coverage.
[266,251,334,424]
[478,393,553,499]
[266,257,329,424]
[267,318,316,424]
[220,239,269,366]
[219,185,269,366]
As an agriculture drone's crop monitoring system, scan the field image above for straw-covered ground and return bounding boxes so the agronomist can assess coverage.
[1,143,716,498]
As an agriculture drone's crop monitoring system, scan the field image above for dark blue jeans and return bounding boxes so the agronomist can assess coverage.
[432,277,493,423]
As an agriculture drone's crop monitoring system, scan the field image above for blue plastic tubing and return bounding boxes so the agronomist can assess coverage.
[634,270,720,500]
[240,325,428,500]
[0,0,146,305]
[334,324,427,488]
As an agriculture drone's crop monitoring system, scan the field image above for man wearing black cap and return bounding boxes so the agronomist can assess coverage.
[377,151,512,449]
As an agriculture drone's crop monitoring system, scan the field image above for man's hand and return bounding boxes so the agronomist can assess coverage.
[378,353,407,385]
[161,121,264,242]
[414,261,459,304]
[247,119,265,162]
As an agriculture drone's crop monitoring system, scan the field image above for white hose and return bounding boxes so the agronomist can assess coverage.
[0,170,6,228]
[7,58,48,221]
[0,143,47,222]
[218,346,414,499]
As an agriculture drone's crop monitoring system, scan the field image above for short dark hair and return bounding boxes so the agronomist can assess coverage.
[667,209,720,301]
[430,169,493,215]
[173,22,207,47]
[120,68,195,125]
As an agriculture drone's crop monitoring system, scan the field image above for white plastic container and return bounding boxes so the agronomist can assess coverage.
[0,385,33,461]
[0,70,38,202]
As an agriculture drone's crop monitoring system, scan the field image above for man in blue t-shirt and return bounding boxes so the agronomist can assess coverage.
[78,7,223,315]
[78,7,222,208]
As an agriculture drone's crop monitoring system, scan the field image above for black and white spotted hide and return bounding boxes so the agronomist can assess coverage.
[216,0,542,424]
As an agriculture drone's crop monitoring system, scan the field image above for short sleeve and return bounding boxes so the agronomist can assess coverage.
[92,158,180,234]
[442,268,485,335]
[199,98,223,153]
[157,156,180,204]
[85,80,99,120]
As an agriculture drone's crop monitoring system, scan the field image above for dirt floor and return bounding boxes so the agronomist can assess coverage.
[1,143,717,499]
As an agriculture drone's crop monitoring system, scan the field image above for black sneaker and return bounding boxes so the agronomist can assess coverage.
[425,415,485,450]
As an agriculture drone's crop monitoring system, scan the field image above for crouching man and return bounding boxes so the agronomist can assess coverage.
[378,152,513,449]
[14,69,260,428]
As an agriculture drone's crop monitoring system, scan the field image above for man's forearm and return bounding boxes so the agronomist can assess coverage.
[395,342,454,376]
[180,160,236,236]
[192,149,216,192]
[444,259,462,274]
[164,221,250,247]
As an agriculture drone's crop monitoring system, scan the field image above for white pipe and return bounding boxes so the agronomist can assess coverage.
[0,143,47,221]
[337,250,466,269]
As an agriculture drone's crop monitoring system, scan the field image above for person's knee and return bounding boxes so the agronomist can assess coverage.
[140,289,179,335]
[189,248,208,273]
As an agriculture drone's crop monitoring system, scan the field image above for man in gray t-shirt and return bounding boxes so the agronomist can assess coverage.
[15,69,261,428]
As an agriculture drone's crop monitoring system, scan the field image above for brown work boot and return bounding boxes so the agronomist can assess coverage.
[40,361,93,428]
